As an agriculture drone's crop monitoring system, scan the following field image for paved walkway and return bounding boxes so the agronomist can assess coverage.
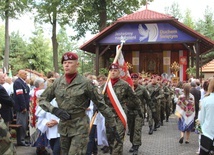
[16,114,199,155]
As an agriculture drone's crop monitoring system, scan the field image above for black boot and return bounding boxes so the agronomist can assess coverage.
[148,126,153,135]
[133,145,139,155]
[102,146,109,153]
[161,121,163,126]
[153,123,157,131]
[109,146,113,154]
[155,121,161,128]
[129,146,134,152]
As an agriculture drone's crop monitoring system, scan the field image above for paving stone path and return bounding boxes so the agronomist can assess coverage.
[16,114,199,155]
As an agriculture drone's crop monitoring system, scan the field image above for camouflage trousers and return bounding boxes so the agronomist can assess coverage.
[106,116,125,155]
[147,107,153,127]
[160,101,166,122]
[0,118,16,155]
[60,134,88,155]
[127,113,142,146]
[156,100,161,121]
[165,100,171,120]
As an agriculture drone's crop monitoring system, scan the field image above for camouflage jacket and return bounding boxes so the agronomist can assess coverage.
[163,84,170,99]
[134,84,156,112]
[103,79,142,116]
[39,74,115,136]
[147,83,164,101]
[0,118,16,155]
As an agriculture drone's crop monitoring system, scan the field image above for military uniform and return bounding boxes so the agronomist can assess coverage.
[147,82,163,131]
[162,81,172,123]
[39,74,116,155]
[103,79,142,155]
[128,83,155,153]
[0,108,16,155]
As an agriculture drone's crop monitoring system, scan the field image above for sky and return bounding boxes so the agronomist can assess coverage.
[0,0,213,41]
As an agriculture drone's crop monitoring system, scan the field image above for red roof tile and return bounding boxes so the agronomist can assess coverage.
[117,9,174,21]
[80,9,214,54]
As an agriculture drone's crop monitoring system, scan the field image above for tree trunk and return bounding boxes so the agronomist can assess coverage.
[51,9,59,73]
[99,0,107,31]
[3,0,10,72]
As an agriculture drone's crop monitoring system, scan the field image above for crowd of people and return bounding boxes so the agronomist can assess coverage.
[0,51,214,155]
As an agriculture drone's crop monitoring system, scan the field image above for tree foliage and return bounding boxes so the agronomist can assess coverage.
[164,2,182,21]
[0,0,28,19]
[195,6,214,66]
[0,25,4,54]
[183,9,195,29]
[195,7,214,40]
[30,0,77,73]
[8,28,53,75]
[9,31,29,74]
[27,27,53,74]
[71,0,154,39]
[0,0,29,71]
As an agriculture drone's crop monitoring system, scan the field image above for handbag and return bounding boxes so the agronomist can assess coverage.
[200,134,213,152]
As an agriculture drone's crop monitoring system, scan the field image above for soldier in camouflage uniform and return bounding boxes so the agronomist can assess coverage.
[162,79,171,122]
[0,115,16,155]
[39,52,117,155]
[103,64,143,155]
[147,77,163,132]
[159,82,166,126]
[128,73,159,155]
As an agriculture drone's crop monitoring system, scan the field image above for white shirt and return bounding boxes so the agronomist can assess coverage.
[199,93,214,140]
[2,82,13,95]
[35,90,60,140]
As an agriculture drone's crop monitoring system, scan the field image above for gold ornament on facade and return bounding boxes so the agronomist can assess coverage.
[141,70,150,78]
[126,62,133,70]
[170,61,180,77]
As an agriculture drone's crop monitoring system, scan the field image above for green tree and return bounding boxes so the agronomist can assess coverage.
[9,31,29,74]
[183,9,195,29]
[9,28,53,75]
[79,52,95,75]
[0,0,29,71]
[195,6,214,66]
[72,0,154,39]
[0,25,4,60]
[164,2,182,21]
[57,27,77,57]
[26,27,53,74]
[30,0,77,73]
[195,6,214,40]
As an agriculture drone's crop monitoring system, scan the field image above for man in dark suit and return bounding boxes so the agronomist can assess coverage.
[0,84,14,126]
[190,81,201,121]
[13,70,30,146]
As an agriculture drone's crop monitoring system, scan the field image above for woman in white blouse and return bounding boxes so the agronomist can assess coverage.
[199,78,214,155]
[35,78,60,155]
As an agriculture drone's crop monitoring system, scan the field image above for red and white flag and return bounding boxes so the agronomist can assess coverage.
[106,80,127,128]
[105,45,133,128]
[116,46,133,87]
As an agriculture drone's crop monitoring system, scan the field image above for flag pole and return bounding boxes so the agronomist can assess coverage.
[102,39,125,94]
[89,39,125,133]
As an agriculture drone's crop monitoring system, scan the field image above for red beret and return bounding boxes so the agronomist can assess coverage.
[61,52,78,64]
[109,63,119,70]
[144,78,149,81]
[162,79,168,83]
[131,73,139,79]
